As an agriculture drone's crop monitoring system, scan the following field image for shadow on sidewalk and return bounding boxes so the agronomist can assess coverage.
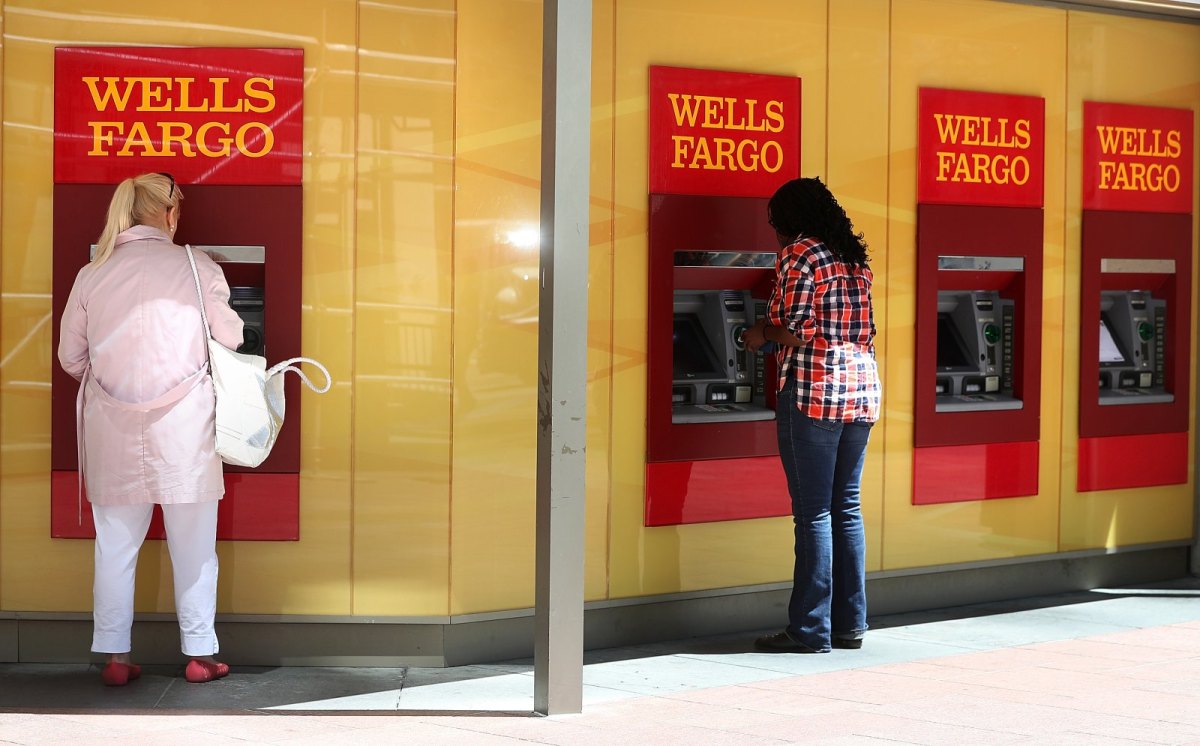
[2,577,1196,716]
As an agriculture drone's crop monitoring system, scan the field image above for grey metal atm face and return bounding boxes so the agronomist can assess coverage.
[934,290,1022,412]
[1099,290,1172,405]
[230,286,265,355]
[671,289,774,424]
[198,246,266,357]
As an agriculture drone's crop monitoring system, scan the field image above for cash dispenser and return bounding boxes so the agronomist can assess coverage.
[913,205,1043,504]
[645,194,787,526]
[1078,210,1192,491]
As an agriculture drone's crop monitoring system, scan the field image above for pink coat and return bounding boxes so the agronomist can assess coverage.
[58,225,244,505]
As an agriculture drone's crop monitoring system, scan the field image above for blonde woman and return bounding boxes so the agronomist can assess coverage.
[58,173,244,685]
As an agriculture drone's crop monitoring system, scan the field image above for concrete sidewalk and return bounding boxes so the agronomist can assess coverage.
[1,577,1198,744]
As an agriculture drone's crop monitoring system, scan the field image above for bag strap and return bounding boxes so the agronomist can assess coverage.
[77,368,88,525]
[267,357,333,394]
[184,245,214,345]
[187,245,332,396]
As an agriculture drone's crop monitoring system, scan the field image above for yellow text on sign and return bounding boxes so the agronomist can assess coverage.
[667,92,787,172]
[932,113,1033,185]
[82,76,278,158]
[1095,126,1184,193]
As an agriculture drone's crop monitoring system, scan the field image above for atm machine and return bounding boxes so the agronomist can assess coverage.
[1077,217,1191,492]
[1097,289,1171,405]
[934,288,1020,412]
[912,205,1043,505]
[671,287,773,424]
[51,185,302,541]
[645,194,785,526]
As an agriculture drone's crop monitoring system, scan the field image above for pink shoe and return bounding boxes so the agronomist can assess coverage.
[184,659,230,683]
[101,661,142,686]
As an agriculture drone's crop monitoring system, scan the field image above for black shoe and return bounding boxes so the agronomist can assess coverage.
[754,631,829,654]
[832,637,863,649]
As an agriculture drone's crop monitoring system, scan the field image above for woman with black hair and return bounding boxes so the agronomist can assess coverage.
[743,177,882,653]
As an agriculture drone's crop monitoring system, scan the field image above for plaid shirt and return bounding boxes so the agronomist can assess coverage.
[766,236,881,423]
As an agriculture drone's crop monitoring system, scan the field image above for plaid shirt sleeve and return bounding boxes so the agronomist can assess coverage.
[766,244,815,341]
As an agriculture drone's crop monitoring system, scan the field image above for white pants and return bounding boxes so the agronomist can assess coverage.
[92,501,220,657]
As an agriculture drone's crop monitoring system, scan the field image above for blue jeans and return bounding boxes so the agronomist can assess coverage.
[776,383,871,650]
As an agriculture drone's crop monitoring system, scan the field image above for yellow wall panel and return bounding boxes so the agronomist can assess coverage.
[448,0,619,613]
[353,0,456,616]
[1059,11,1200,551]
[450,0,544,614]
[829,0,889,573]
[0,6,6,606]
[585,0,618,602]
[0,0,358,615]
[882,0,1066,570]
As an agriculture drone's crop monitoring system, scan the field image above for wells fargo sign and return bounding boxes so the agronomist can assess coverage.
[649,66,801,198]
[54,47,303,185]
[918,87,1045,208]
[1083,102,1193,214]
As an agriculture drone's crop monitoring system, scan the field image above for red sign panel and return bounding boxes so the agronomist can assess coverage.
[918,87,1045,208]
[1083,101,1193,214]
[54,47,303,185]
[649,66,801,198]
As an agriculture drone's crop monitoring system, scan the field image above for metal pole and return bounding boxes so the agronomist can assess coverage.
[534,0,592,716]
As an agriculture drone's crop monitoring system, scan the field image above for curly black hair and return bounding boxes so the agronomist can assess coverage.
[767,177,870,267]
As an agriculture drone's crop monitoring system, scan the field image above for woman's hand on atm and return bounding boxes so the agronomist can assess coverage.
[745,319,804,352]
[742,319,770,353]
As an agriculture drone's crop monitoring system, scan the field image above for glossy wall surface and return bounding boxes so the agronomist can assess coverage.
[0,1,1197,620]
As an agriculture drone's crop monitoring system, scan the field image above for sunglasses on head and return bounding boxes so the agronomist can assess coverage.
[158,172,176,200]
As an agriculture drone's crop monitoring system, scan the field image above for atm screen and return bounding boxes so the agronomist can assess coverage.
[673,314,724,379]
[936,312,972,370]
[1098,316,1128,365]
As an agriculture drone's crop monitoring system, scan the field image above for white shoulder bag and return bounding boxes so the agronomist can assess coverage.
[186,246,331,468]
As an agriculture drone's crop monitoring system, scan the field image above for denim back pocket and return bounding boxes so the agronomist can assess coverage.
[811,418,842,433]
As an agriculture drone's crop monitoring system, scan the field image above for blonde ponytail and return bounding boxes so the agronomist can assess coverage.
[92,179,137,266]
[91,173,182,266]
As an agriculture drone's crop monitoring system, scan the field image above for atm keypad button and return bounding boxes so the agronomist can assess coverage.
[964,382,982,394]
[711,391,728,402]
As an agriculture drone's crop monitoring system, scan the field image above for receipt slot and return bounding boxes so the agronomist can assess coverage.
[913,205,1043,504]
[1078,210,1192,491]
[645,194,787,526]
